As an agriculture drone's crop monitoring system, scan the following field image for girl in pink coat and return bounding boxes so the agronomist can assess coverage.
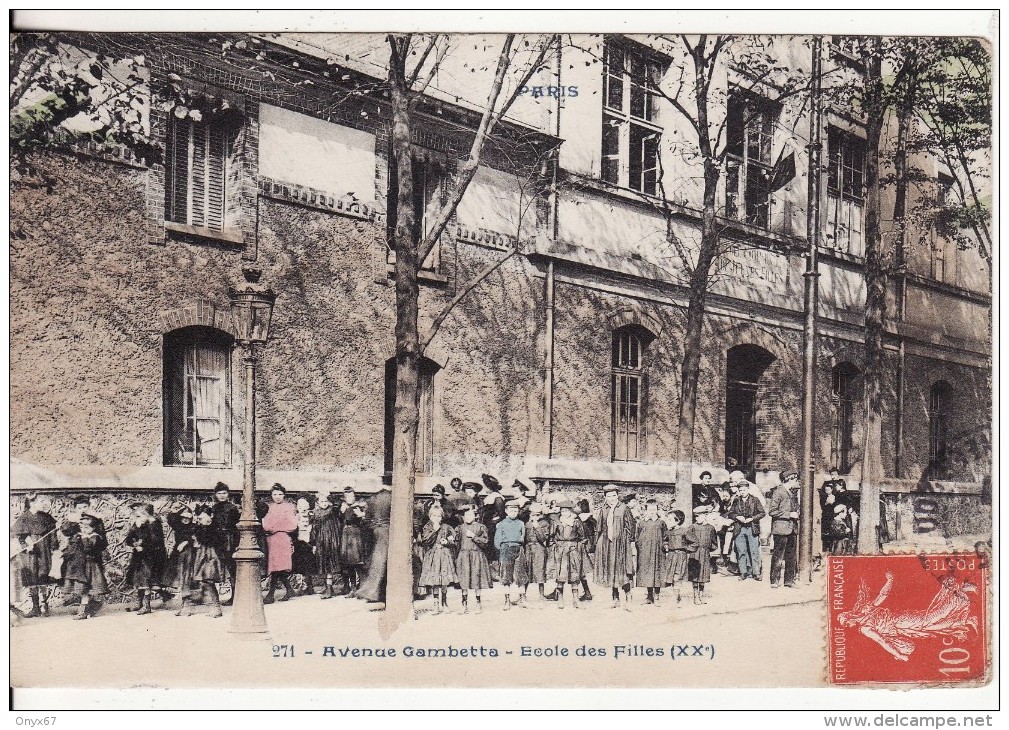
[262,484,298,603]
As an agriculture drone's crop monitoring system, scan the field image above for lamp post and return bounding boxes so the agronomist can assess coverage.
[228,267,276,637]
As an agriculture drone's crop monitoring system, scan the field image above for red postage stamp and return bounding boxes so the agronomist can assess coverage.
[827,553,988,685]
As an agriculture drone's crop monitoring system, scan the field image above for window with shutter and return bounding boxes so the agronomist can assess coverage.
[164,115,239,233]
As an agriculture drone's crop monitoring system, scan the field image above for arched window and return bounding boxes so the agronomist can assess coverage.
[384,357,439,481]
[725,344,775,473]
[611,326,652,462]
[163,326,233,466]
[929,381,952,477]
[831,363,861,473]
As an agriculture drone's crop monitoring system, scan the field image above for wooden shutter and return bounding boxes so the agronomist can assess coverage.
[165,117,229,230]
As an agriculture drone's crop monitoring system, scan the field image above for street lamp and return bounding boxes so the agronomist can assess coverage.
[228,267,276,637]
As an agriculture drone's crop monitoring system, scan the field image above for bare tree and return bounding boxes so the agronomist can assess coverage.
[382,32,557,632]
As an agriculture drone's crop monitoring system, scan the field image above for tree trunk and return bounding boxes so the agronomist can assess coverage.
[381,44,421,634]
[674,157,721,519]
[857,42,886,554]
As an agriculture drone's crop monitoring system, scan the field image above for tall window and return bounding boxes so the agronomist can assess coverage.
[164,326,232,466]
[601,43,662,195]
[826,127,866,255]
[387,155,444,272]
[831,363,860,473]
[611,327,650,461]
[165,114,240,232]
[384,358,438,481]
[929,381,952,477]
[931,173,956,283]
[726,92,776,228]
[725,345,775,472]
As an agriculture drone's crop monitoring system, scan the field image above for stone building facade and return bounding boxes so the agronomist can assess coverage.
[10,32,991,598]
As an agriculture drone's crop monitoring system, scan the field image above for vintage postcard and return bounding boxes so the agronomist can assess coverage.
[8,9,996,709]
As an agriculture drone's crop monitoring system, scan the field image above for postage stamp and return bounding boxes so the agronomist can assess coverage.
[827,554,989,686]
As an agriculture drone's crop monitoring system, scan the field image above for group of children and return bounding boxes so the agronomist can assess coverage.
[412,480,720,614]
[13,476,769,622]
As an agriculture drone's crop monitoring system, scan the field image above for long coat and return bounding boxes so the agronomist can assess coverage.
[262,501,299,575]
[211,500,241,559]
[13,510,58,587]
[124,518,168,590]
[514,516,551,585]
[635,517,668,588]
[686,522,717,584]
[418,522,458,587]
[662,524,697,585]
[311,506,342,575]
[594,503,636,588]
[356,489,392,602]
[454,522,492,590]
[548,519,590,584]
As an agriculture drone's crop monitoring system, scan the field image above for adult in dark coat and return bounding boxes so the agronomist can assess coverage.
[210,482,240,604]
[165,506,196,595]
[481,474,507,566]
[356,487,392,603]
[768,471,800,587]
[12,495,58,617]
[594,485,636,610]
[124,503,168,614]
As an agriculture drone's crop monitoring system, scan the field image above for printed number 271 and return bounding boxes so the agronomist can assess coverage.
[273,645,295,658]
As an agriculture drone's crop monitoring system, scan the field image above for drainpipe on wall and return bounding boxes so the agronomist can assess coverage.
[541,36,562,461]
[799,36,823,584]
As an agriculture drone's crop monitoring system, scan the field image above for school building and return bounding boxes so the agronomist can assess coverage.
[10,32,991,594]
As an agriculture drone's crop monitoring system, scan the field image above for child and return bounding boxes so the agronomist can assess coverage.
[340,501,368,596]
[576,499,596,602]
[418,504,458,615]
[454,505,491,613]
[12,495,58,618]
[262,484,298,604]
[292,497,318,596]
[124,503,168,615]
[165,506,195,603]
[547,501,589,609]
[177,505,224,618]
[687,506,718,604]
[66,514,108,620]
[635,499,668,605]
[493,499,525,610]
[515,502,552,605]
[662,510,695,603]
[311,492,342,599]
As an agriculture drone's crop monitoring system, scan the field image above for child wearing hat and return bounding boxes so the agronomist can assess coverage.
[312,492,342,599]
[63,514,109,620]
[547,501,589,609]
[418,503,458,615]
[686,506,718,604]
[340,498,368,595]
[293,497,318,596]
[515,502,552,605]
[176,505,225,617]
[635,499,668,605]
[661,510,695,603]
[454,504,491,613]
[124,503,168,615]
[493,499,525,610]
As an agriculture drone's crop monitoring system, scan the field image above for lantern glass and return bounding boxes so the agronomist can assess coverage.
[229,288,276,345]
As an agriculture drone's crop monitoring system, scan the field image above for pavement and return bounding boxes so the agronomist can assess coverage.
[11,562,828,690]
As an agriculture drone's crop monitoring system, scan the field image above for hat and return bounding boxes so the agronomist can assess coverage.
[728,470,747,484]
[463,481,483,493]
[343,486,356,494]
[72,496,90,507]
[736,478,751,487]
[781,470,799,482]
[513,480,533,493]
[620,493,637,504]
[432,485,446,496]
[577,498,591,513]
[214,482,230,493]
[556,500,575,510]
[194,504,212,516]
[504,498,521,508]
[834,503,848,514]
[482,474,503,492]
[603,484,620,495]
[459,503,477,513]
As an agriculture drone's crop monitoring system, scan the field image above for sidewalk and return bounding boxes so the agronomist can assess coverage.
[11,567,825,689]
